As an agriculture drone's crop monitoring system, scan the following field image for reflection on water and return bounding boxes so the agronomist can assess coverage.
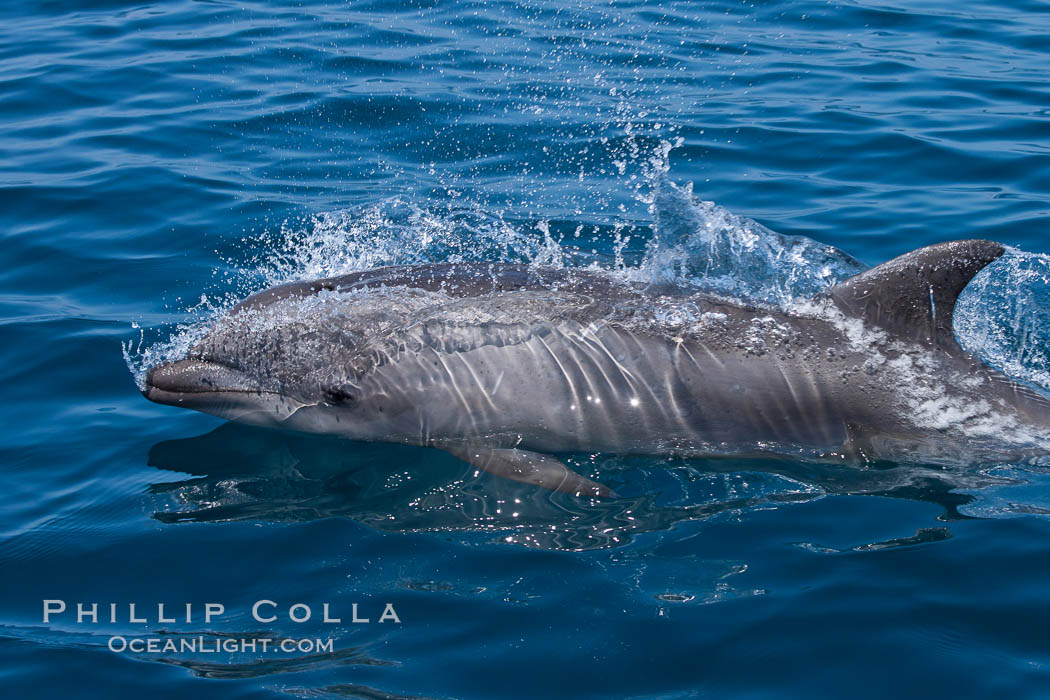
[154,643,391,681]
[147,424,1009,552]
[282,684,435,700]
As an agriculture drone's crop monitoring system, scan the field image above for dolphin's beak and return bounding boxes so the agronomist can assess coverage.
[144,359,258,405]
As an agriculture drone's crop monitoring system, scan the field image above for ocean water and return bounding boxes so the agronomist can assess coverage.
[3,0,1050,697]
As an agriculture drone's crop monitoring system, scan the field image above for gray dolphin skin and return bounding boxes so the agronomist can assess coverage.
[143,239,1050,498]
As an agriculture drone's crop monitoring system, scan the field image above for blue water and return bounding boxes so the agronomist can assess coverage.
[4,1,1050,697]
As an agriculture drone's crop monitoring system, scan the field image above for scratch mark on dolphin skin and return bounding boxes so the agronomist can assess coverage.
[618,330,676,427]
[533,332,583,413]
[791,364,837,446]
[568,330,630,406]
[682,335,727,376]
[558,332,611,430]
[455,351,500,414]
[579,328,640,392]
[491,370,505,396]
[432,351,478,437]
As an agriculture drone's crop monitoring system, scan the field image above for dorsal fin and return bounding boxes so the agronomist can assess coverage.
[829,239,1004,350]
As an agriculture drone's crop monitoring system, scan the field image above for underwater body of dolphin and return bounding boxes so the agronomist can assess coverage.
[143,239,1050,497]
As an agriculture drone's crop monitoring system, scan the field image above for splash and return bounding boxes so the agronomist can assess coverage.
[125,160,871,382]
[247,175,868,309]
[248,200,560,287]
[636,179,867,305]
[123,297,224,391]
[955,248,1050,394]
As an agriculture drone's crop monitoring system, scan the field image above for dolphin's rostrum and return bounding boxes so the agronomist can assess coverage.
[143,239,1050,497]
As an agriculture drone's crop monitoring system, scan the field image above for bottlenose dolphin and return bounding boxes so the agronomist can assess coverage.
[143,239,1050,497]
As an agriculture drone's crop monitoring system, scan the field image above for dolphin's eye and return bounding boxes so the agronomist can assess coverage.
[324,387,356,405]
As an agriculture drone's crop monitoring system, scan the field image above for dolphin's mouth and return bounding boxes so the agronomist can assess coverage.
[144,359,263,405]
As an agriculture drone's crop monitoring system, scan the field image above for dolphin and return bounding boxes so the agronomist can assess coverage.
[143,239,1050,498]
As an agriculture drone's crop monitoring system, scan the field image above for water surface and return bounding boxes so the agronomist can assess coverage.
[3,1,1050,698]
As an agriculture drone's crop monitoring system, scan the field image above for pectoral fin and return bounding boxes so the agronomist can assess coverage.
[443,445,617,498]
